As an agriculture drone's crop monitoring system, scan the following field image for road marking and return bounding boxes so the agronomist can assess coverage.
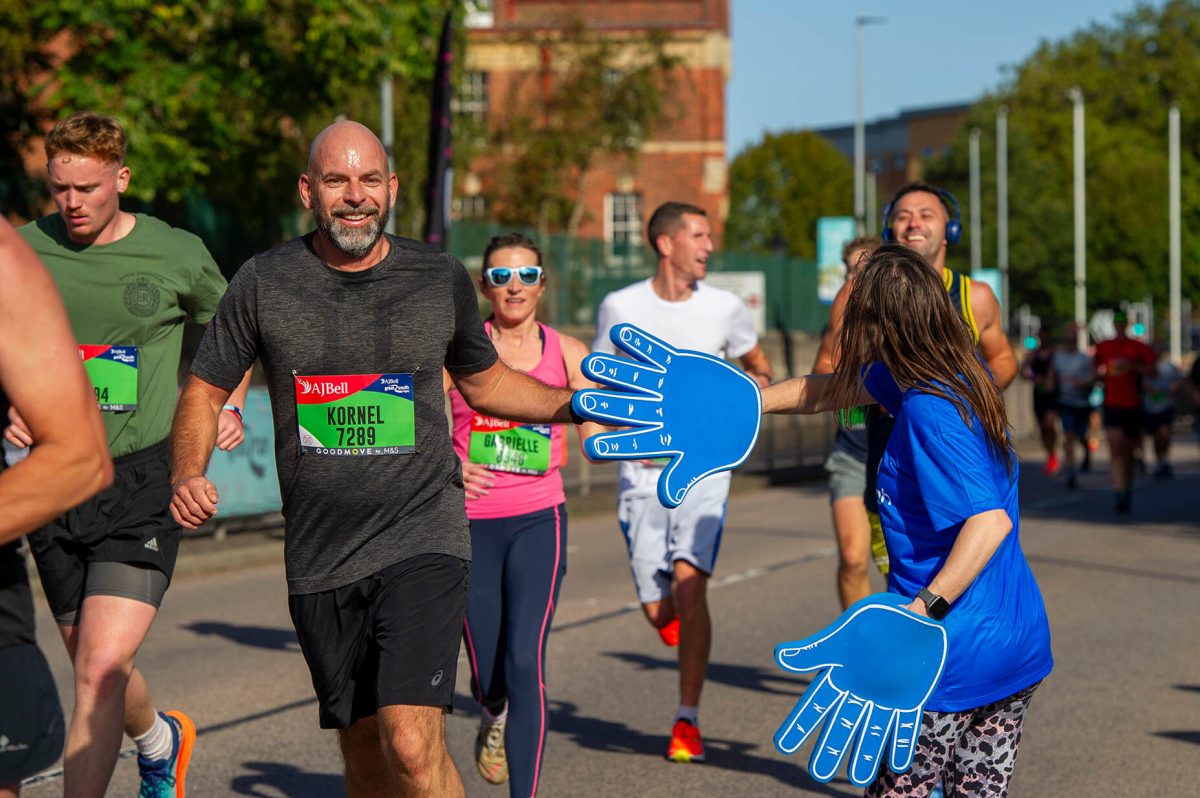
[1026,493,1089,511]
[552,546,838,634]
[22,697,319,788]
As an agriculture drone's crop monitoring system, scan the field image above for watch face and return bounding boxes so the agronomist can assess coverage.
[920,588,950,620]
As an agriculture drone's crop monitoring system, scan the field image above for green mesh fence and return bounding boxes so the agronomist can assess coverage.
[448,221,824,333]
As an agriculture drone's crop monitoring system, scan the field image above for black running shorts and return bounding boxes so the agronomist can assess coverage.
[1102,406,1143,437]
[27,440,180,624]
[288,553,470,729]
[0,643,64,785]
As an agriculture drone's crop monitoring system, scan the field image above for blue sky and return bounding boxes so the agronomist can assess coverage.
[727,0,1167,156]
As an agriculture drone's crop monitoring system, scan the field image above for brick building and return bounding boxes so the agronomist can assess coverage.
[458,0,731,248]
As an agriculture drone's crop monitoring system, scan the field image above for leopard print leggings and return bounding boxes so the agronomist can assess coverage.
[864,681,1041,798]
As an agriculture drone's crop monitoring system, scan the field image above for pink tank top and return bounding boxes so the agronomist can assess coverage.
[449,322,569,520]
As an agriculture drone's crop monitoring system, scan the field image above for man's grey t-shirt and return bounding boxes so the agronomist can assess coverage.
[191,234,497,594]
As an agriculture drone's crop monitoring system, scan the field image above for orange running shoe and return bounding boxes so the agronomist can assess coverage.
[667,718,705,762]
[657,617,680,647]
[138,710,195,798]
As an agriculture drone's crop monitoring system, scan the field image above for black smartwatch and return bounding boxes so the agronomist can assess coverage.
[917,587,951,621]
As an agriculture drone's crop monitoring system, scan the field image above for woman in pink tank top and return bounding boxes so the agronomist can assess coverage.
[444,233,597,797]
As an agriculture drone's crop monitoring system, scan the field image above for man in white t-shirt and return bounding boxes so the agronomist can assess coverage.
[592,201,772,764]
[1142,342,1183,478]
[1051,324,1096,489]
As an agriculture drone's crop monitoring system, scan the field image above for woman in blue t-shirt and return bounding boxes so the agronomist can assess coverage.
[764,243,1052,797]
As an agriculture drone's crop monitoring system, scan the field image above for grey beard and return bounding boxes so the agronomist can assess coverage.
[315,203,391,258]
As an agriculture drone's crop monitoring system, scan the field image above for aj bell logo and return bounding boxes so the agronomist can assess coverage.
[296,377,350,397]
[876,488,893,507]
[0,735,29,753]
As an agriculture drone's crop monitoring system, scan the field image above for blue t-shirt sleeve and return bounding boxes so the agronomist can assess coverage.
[906,400,1006,530]
[863,362,903,413]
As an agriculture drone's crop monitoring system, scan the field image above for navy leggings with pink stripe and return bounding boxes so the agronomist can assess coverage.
[463,504,567,798]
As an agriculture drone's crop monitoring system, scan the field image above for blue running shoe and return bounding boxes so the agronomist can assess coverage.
[137,710,195,798]
[930,782,945,798]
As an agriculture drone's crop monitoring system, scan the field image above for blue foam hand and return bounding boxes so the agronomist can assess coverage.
[571,323,762,509]
[772,593,947,787]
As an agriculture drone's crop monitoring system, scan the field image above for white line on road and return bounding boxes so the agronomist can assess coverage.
[553,545,838,634]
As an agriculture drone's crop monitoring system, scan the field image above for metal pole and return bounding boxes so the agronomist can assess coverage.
[854,22,865,236]
[997,106,1009,331]
[853,17,885,236]
[969,128,982,274]
[380,76,396,235]
[1070,87,1087,352]
[1169,104,1182,364]
[866,164,877,237]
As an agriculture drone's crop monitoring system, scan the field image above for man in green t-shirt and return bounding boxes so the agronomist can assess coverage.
[4,111,250,798]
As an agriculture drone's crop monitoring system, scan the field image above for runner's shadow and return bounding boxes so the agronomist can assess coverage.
[1152,731,1200,746]
[604,651,809,697]
[546,699,858,796]
[230,762,345,797]
[184,621,300,652]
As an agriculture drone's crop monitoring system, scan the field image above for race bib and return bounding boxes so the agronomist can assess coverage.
[835,406,868,431]
[294,373,415,456]
[468,415,552,475]
[80,345,138,411]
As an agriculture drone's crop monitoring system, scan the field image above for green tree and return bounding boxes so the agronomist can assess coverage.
[725,130,853,258]
[1,1,456,268]
[484,24,680,236]
[926,0,1200,327]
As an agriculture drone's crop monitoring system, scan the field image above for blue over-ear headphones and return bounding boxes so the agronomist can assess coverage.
[880,185,962,246]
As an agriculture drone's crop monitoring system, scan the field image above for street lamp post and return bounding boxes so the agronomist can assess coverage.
[380,75,396,235]
[1069,86,1087,352]
[997,106,1009,331]
[1169,104,1182,364]
[854,16,885,236]
[969,127,982,274]
[865,162,878,237]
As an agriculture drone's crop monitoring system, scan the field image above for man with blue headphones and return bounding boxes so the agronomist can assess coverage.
[821,182,1017,578]
[878,182,1014,386]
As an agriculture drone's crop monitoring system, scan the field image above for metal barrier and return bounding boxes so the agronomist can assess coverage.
[203,388,282,534]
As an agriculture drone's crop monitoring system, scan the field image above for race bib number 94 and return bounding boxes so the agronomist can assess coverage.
[80,345,138,411]
[295,373,415,456]
[468,415,552,475]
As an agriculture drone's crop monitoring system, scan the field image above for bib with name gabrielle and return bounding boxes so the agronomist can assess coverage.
[79,345,139,411]
[294,373,415,456]
[467,415,552,475]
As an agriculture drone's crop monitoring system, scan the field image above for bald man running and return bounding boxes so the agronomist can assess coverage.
[168,121,583,797]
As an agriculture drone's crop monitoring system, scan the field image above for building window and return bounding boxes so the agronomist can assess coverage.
[452,195,487,222]
[605,192,643,264]
[454,71,489,127]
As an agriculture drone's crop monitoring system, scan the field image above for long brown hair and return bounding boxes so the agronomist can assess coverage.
[829,244,1015,473]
